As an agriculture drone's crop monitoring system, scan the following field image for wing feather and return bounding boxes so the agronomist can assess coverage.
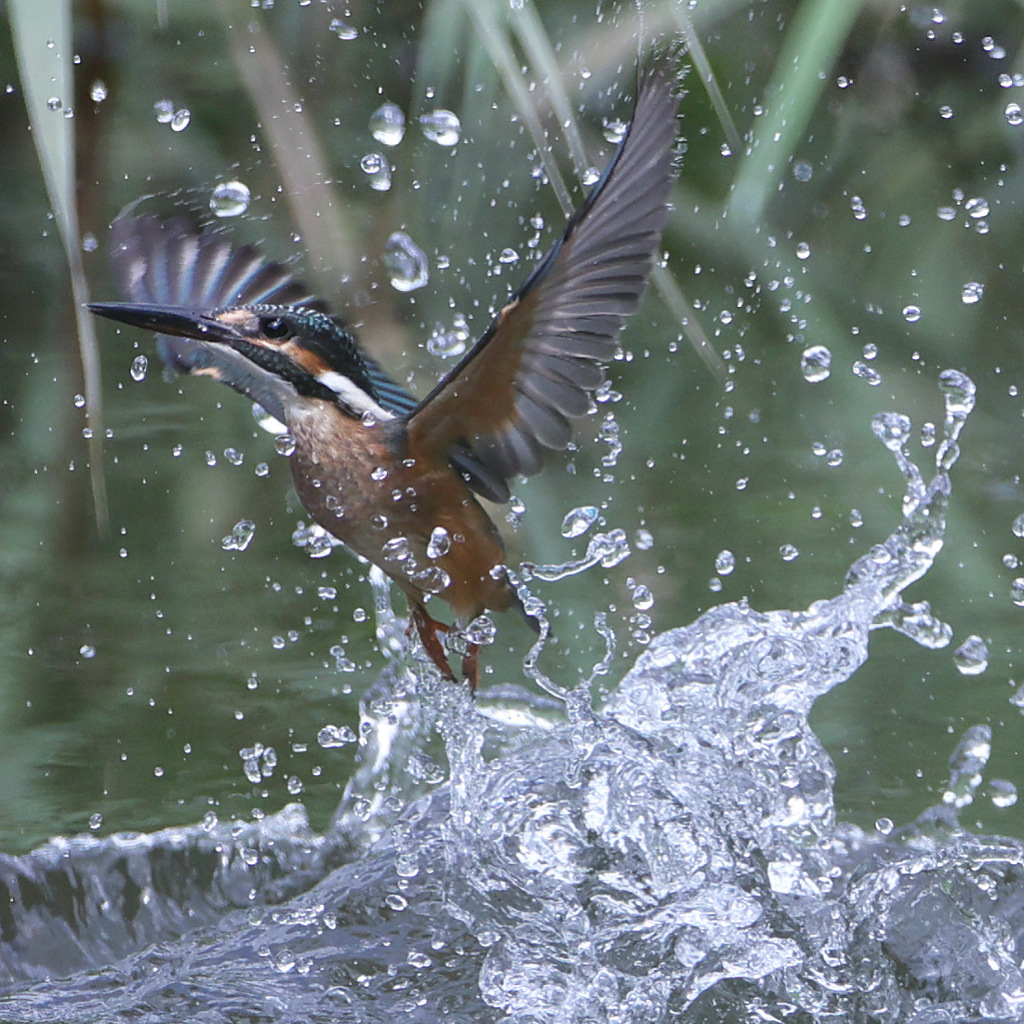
[106,215,420,419]
[406,67,678,501]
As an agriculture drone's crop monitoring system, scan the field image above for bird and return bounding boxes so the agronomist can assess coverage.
[89,67,678,691]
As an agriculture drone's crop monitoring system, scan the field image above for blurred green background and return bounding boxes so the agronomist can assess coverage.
[1,0,1024,853]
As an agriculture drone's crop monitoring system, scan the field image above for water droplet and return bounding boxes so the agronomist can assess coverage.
[383,231,429,292]
[275,433,297,456]
[902,305,922,323]
[961,281,984,304]
[426,526,451,559]
[170,107,191,132]
[871,412,911,453]
[418,109,461,146]
[46,96,62,112]
[412,566,451,593]
[631,584,654,611]
[254,462,269,477]
[222,519,256,551]
[1013,513,1024,538]
[498,247,519,264]
[370,466,388,482]
[426,318,468,357]
[938,368,976,418]
[561,505,599,538]
[852,361,883,386]
[1006,102,1023,125]
[989,779,1018,808]
[329,18,358,40]
[315,724,356,749]
[382,536,411,562]
[73,393,86,408]
[370,101,405,146]
[793,161,813,181]
[602,117,627,144]
[965,196,989,219]
[224,447,244,466]
[210,180,251,217]
[953,634,989,675]
[800,344,831,382]
[89,80,107,103]
[795,241,810,260]
[779,544,799,562]
[360,151,392,191]
[80,643,95,658]
[715,549,735,575]
[635,528,654,550]
[82,232,98,252]
[130,354,148,381]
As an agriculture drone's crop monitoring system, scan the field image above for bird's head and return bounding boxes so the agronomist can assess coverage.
[89,301,392,423]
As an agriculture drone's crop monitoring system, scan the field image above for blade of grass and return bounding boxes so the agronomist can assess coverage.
[217,1,358,290]
[671,6,741,157]
[9,0,109,534]
[728,0,863,227]
[460,0,574,215]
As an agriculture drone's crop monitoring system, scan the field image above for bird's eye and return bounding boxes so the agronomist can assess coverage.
[260,316,292,340]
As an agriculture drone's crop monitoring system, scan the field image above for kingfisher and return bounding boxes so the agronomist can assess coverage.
[89,69,678,690]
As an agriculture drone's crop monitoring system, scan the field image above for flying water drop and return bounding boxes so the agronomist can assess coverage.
[561,506,599,538]
[210,180,251,218]
[383,232,429,292]
[130,354,148,382]
[370,102,405,146]
[800,344,831,382]
[418,109,461,146]
[222,519,256,552]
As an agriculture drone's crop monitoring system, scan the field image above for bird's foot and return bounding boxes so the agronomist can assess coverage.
[408,606,480,693]
[409,605,457,684]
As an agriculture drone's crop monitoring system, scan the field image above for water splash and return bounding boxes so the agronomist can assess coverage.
[7,372,1024,1023]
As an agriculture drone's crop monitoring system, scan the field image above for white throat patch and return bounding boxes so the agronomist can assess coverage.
[317,370,396,420]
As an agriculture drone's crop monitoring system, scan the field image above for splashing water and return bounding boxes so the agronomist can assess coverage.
[6,371,1024,1022]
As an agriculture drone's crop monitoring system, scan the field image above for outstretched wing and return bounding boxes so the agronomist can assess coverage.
[107,215,418,416]
[406,67,678,503]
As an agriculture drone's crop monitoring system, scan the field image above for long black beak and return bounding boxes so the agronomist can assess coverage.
[88,301,231,343]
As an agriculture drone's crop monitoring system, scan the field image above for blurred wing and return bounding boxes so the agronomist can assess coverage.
[110,214,326,375]
[406,67,678,503]
[107,215,418,416]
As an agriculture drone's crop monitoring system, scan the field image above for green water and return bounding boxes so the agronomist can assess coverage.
[1,0,1023,853]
